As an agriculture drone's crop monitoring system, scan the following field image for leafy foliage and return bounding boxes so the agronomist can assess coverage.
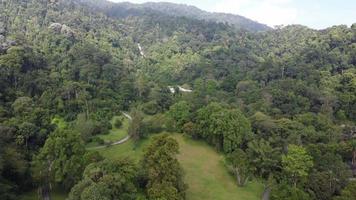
[32,129,88,190]
[141,134,187,200]
[0,0,355,199]
[68,158,138,200]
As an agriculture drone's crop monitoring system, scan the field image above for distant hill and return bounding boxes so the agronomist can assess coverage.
[82,0,271,32]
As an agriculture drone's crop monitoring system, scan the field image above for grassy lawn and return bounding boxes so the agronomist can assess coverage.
[94,133,263,200]
[174,134,263,200]
[94,135,153,160]
[20,188,66,200]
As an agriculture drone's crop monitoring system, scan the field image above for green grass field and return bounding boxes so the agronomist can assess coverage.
[94,133,263,200]
[94,137,151,160]
[174,134,263,200]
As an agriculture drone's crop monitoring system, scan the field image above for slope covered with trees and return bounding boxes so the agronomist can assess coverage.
[0,0,355,200]
[83,0,271,32]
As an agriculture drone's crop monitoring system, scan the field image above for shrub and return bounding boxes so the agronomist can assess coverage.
[92,137,105,145]
[142,101,159,115]
[93,120,112,135]
[144,114,167,134]
[114,118,123,128]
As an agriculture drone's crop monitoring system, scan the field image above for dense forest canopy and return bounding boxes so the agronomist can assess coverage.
[82,0,271,32]
[0,0,355,200]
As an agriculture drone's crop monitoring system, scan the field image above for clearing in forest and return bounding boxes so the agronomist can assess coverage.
[98,133,263,200]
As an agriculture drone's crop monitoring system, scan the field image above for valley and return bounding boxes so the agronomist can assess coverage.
[0,0,355,200]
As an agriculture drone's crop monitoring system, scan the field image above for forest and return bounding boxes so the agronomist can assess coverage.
[0,0,355,200]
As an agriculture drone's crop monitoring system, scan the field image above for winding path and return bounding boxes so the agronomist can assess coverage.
[90,112,132,150]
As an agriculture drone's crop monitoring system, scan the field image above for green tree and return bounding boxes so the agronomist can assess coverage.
[17,122,38,149]
[196,102,224,140]
[226,149,252,187]
[337,72,356,120]
[0,126,27,200]
[149,86,173,112]
[247,139,281,178]
[11,97,34,120]
[282,145,313,187]
[167,101,191,131]
[68,158,138,200]
[32,129,87,190]
[271,182,311,200]
[128,109,144,144]
[210,108,252,153]
[334,181,356,200]
[142,134,187,200]
[347,139,356,168]
[74,113,96,143]
[196,103,252,153]
[306,145,351,200]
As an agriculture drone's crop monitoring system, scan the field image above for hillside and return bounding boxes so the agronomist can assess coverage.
[82,0,271,31]
[0,0,355,200]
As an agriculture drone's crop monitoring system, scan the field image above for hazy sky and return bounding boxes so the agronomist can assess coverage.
[109,0,356,29]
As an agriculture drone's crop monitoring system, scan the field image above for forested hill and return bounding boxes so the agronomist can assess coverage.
[82,0,271,32]
[0,0,356,200]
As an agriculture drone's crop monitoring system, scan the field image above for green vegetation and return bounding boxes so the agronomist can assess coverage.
[68,158,138,200]
[96,138,152,161]
[174,134,263,200]
[98,116,129,143]
[20,188,66,200]
[334,181,356,200]
[142,134,187,200]
[94,133,263,200]
[0,0,355,199]
[51,117,67,130]
[282,145,314,187]
[32,129,88,190]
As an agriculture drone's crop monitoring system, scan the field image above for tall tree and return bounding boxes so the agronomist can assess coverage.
[68,158,138,200]
[282,145,313,187]
[211,108,252,153]
[226,149,252,187]
[334,181,356,200]
[32,129,88,190]
[247,139,281,179]
[128,109,144,144]
[167,101,191,132]
[141,134,187,200]
[196,103,252,153]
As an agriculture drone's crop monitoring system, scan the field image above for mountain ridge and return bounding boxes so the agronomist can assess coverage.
[82,0,271,31]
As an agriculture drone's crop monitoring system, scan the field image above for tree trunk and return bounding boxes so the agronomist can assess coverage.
[235,168,242,186]
[85,99,89,119]
[261,186,271,200]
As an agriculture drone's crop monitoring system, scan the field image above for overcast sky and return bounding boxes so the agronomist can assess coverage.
[108,0,356,29]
